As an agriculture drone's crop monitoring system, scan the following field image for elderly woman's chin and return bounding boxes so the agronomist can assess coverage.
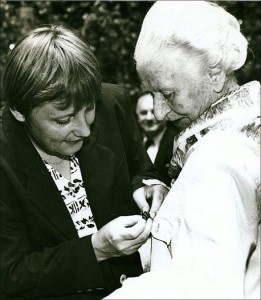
[172,117,191,130]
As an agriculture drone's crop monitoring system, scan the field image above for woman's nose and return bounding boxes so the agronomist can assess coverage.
[153,93,171,120]
[73,115,90,138]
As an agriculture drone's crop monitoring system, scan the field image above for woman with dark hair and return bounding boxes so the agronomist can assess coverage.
[0,25,168,300]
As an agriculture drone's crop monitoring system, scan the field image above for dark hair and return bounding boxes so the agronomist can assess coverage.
[3,25,101,117]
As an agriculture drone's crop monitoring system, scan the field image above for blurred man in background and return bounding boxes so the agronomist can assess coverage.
[135,92,179,185]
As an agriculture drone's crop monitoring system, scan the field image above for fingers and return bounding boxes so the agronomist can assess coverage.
[133,187,150,211]
[93,215,153,260]
[120,215,152,241]
[133,185,169,220]
[150,187,164,213]
[123,218,153,253]
[142,217,153,238]
[121,215,143,227]
[130,217,153,241]
[150,185,169,214]
[141,207,151,220]
[124,217,146,239]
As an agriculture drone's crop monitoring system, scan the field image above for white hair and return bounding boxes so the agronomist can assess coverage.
[135,1,248,75]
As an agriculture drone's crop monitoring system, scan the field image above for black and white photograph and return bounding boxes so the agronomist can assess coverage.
[0,1,260,299]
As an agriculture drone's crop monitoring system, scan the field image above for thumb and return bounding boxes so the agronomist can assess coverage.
[124,218,147,239]
[133,187,150,211]
[120,215,143,227]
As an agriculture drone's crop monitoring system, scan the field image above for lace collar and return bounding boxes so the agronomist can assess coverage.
[168,81,260,179]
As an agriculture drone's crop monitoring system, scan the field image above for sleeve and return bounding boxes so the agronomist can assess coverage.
[0,170,107,299]
[104,131,260,299]
[150,130,260,298]
[111,85,164,190]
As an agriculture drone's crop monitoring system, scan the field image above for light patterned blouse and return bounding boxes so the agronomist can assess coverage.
[43,155,98,238]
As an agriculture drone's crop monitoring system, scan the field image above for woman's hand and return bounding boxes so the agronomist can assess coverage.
[133,184,169,218]
[91,215,152,261]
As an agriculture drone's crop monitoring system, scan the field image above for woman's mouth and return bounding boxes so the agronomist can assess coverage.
[67,139,83,144]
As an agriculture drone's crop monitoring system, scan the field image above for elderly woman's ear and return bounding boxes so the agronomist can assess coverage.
[207,66,226,93]
[9,108,26,122]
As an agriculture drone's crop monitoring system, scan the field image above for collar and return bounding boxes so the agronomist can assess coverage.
[143,127,167,146]
[168,81,260,179]
[1,106,115,236]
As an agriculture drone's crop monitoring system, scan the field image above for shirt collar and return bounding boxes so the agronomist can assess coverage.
[144,127,166,146]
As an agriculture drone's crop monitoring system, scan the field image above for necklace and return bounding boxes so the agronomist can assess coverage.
[42,155,67,165]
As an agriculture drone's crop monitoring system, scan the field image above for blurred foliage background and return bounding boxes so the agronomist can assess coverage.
[0,1,260,107]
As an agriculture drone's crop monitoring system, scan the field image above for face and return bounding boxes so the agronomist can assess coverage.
[137,47,214,130]
[25,101,95,156]
[136,93,166,138]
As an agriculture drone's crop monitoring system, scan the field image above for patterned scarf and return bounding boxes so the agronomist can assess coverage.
[168,81,260,181]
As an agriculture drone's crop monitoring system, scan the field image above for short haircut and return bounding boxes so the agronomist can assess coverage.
[3,25,101,117]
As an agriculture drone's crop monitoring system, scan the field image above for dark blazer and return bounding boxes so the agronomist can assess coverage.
[154,126,179,186]
[0,84,156,300]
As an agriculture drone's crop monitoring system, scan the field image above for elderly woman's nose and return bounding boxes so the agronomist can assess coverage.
[73,115,91,137]
[153,94,171,120]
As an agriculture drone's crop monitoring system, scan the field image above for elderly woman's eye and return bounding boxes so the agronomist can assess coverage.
[162,92,175,101]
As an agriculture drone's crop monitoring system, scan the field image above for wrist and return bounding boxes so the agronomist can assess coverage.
[142,179,170,190]
[91,232,108,262]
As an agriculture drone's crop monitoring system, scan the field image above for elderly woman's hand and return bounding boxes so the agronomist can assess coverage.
[91,215,152,261]
[133,184,169,218]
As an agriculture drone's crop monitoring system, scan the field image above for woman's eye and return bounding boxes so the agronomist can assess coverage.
[55,117,72,125]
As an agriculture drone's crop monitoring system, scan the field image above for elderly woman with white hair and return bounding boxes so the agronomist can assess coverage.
[106,1,260,299]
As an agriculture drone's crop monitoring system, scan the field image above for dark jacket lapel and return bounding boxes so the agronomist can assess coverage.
[2,107,78,240]
[2,106,118,238]
[77,140,115,229]
[27,159,79,240]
